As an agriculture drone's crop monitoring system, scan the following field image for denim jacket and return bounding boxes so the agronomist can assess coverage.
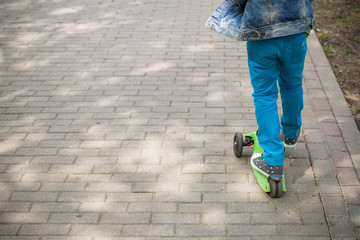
[205,0,315,41]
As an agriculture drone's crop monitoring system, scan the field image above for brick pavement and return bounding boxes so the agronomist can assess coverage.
[0,0,359,239]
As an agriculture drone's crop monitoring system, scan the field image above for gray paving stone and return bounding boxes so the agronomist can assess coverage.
[307,143,330,160]
[31,203,79,213]
[152,213,200,224]
[312,160,335,178]
[342,186,360,205]
[0,182,41,192]
[57,192,106,202]
[101,213,151,224]
[0,224,20,235]
[179,203,226,213]
[252,213,301,224]
[176,225,225,237]
[280,224,329,236]
[128,202,177,213]
[328,216,356,238]
[0,202,31,212]
[317,178,341,194]
[49,213,100,224]
[228,203,275,213]
[11,192,58,202]
[349,205,360,227]
[0,213,49,224]
[107,193,153,202]
[69,224,123,236]
[336,167,360,186]
[202,213,251,224]
[123,225,174,237]
[301,212,327,224]
[321,195,348,216]
[229,225,277,236]
[153,193,202,203]
[331,150,354,168]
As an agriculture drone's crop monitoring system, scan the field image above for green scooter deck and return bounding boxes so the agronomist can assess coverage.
[245,132,286,193]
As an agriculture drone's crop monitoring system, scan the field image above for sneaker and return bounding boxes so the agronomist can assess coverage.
[250,153,283,181]
[281,127,302,149]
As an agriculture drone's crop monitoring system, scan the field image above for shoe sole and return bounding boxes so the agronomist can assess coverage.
[282,127,302,149]
[284,142,297,149]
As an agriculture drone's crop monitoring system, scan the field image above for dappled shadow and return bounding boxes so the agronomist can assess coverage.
[0,0,329,238]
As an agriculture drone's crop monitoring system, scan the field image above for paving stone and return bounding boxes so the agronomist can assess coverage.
[101,213,151,224]
[11,192,58,202]
[182,164,226,174]
[320,122,342,136]
[176,225,225,237]
[280,224,329,236]
[317,178,341,194]
[252,213,301,224]
[42,237,91,240]
[307,143,330,160]
[276,202,324,213]
[19,224,70,235]
[107,193,153,202]
[229,225,277,236]
[312,160,335,178]
[49,213,100,224]
[312,99,331,111]
[179,204,226,213]
[41,183,86,192]
[342,186,360,205]
[123,225,174,237]
[31,202,79,213]
[0,182,41,192]
[0,202,31,212]
[203,193,248,202]
[328,216,355,238]
[228,203,275,213]
[0,213,49,224]
[331,150,354,168]
[336,168,360,186]
[202,213,250,224]
[301,212,327,224]
[85,183,132,192]
[69,224,123,236]
[321,195,347,216]
[304,129,324,143]
[325,136,348,152]
[153,193,202,203]
[152,213,200,224]
[57,192,106,202]
[79,202,128,213]
[348,205,360,227]
[128,202,177,213]
[181,183,225,193]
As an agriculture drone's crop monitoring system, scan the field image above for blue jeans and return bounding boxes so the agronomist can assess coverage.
[247,33,308,166]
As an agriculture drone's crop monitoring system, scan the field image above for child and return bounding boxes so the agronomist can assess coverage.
[206,0,315,181]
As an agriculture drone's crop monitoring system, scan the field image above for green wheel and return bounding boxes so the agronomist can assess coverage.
[233,132,243,158]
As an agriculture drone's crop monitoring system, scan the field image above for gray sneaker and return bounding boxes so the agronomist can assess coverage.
[281,127,302,149]
[251,154,283,181]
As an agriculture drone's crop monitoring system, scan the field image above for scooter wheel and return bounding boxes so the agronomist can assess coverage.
[233,132,243,157]
[268,179,283,198]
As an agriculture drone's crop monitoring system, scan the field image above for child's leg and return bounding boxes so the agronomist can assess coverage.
[247,39,284,167]
[279,33,308,139]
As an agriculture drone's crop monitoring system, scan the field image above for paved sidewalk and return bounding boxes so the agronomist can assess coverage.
[0,0,359,239]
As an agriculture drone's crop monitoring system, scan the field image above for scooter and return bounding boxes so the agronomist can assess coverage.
[233,131,286,198]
